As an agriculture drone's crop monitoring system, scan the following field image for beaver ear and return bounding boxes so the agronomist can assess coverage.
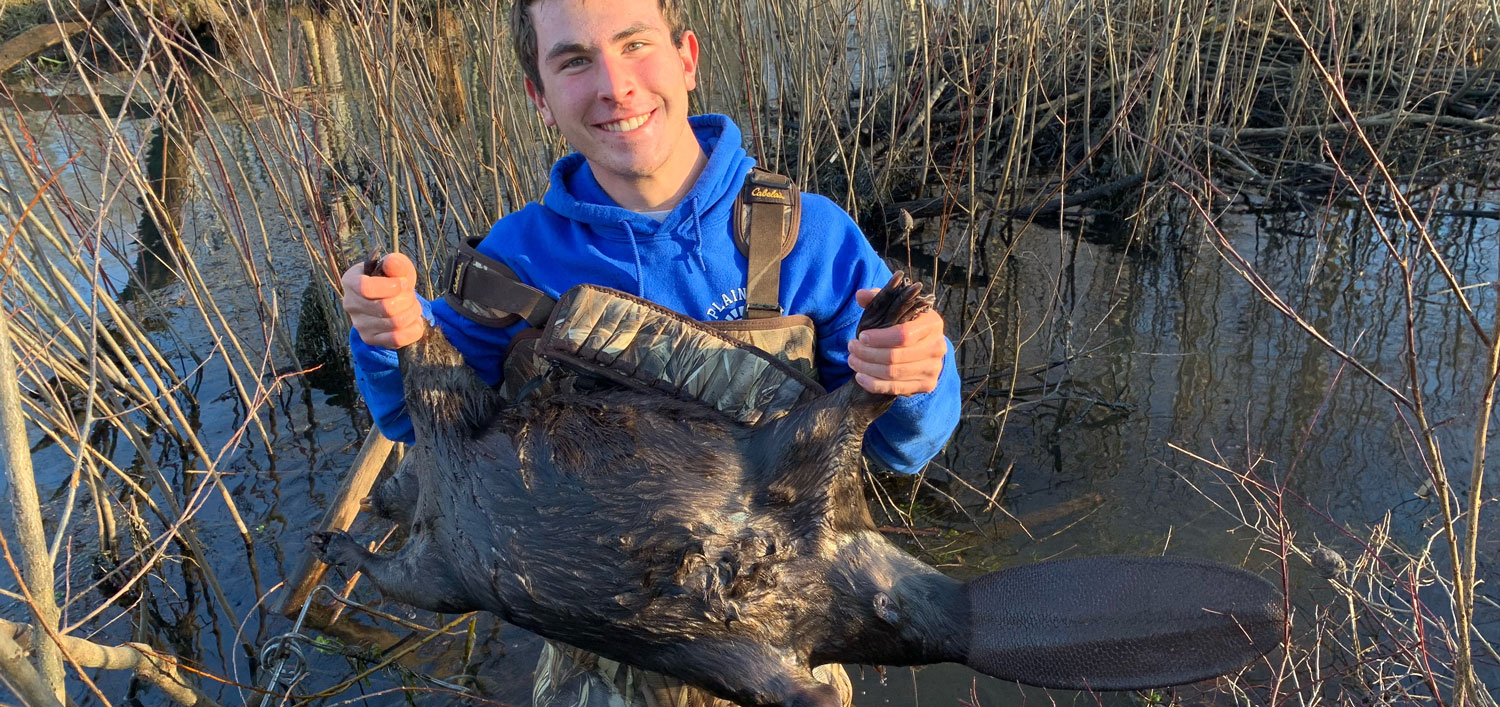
[399,328,503,441]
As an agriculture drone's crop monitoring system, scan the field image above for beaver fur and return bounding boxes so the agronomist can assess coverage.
[313,274,1281,707]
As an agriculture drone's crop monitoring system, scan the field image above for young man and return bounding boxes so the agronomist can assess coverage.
[341,0,960,704]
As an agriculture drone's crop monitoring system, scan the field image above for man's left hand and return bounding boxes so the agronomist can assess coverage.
[847,288,947,396]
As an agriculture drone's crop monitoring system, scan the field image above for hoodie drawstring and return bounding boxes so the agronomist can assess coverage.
[620,219,645,297]
[689,197,708,272]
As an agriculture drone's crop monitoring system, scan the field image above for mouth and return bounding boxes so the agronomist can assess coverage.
[596,110,653,133]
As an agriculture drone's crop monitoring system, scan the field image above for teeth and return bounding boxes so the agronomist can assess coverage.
[601,113,650,132]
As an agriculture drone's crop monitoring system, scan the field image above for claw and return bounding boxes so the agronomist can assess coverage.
[310,530,361,568]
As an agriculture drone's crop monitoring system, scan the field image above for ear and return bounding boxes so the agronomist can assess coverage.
[678,30,700,92]
[525,77,556,126]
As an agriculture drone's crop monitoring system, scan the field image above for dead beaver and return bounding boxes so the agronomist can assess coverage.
[312,274,1281,707]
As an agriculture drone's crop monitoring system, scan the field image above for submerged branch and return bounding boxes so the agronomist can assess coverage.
[0,618,221,707]
[0,622,62,707]
[883,170,1152,225]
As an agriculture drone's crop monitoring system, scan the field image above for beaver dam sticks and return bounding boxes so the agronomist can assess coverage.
[312,273,1282,706]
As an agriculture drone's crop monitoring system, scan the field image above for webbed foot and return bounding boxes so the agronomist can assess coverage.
[311,531,478,614]
[856,272,934,334]
[360,489,411,527]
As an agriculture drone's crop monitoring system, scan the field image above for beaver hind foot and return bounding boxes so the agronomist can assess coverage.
[857,273,934,335]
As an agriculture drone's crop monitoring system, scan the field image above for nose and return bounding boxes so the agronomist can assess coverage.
[595,54,635,103]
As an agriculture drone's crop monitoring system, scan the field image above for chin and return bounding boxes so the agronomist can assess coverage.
[597,155,670,181]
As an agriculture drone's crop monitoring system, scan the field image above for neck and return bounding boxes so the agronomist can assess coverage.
[596,142,708,212]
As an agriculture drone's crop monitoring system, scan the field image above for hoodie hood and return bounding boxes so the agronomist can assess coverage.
[541,114,756,241]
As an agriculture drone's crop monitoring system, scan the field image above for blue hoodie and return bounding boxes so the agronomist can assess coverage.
[350,114,960,474]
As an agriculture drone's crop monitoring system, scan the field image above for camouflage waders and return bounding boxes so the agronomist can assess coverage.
[440,168,854,707]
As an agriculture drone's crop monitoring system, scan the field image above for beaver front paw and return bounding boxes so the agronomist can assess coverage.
[310,530,365,569]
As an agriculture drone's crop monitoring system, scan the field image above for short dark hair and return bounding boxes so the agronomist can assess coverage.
[510,0,688,92]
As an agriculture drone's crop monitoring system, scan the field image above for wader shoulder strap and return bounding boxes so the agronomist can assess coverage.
[441,237,555,328]
[443,167,800,327]
[734,167,801,320]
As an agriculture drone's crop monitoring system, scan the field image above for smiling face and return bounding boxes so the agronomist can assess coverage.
[524,0,704,209]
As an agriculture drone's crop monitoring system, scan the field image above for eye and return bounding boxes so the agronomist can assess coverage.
[624,40,647,52]
[560,56,588,70]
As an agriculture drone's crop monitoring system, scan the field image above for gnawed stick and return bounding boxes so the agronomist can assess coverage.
[277,428,395,616]
[0,621,63,707]
[0,618,218,707]
[0,1,114,75]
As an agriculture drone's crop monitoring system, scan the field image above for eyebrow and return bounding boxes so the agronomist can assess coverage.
[543,22,659,63]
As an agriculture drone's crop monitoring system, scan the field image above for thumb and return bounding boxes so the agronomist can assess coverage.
[854,288,878,308]
[380,252,418,288]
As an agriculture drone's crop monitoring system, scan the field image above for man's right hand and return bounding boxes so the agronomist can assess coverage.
[341,252,426,348]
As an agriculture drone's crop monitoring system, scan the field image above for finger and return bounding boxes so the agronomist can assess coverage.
[353,274,412,301]
[352,297,424,334]
[343,288,398,320]
[856,317,945,348]
[339,263,366,291]
[847,356,944,385]
[385,304,426,333]
[368,290,420,319]
[354,322,393,347]
[380,253,419,287]
[387,322,426,348]
[848,336,948,365]
[854,372,938,396]
[854,288,879,307]
[358,321,426,349]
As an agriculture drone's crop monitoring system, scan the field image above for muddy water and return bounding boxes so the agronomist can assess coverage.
[3,12,1499,707]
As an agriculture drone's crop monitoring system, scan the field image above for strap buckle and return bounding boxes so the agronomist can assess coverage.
[742,170,793,205]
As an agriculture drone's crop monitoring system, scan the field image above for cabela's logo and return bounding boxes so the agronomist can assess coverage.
[750,186,787,202]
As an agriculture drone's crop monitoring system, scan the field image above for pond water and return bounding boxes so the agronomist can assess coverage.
[2,8,1498,706]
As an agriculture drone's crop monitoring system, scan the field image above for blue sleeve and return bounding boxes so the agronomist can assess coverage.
[800,200,962,475]
[350,294,529,443]
[819,296,962,476]
[349,297,431,445]
[863,347,961,475]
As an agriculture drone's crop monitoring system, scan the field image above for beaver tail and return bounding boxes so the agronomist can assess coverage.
[958,556,1284,690]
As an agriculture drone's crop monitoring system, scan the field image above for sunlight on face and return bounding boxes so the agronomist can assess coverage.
[524,0,702,196]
